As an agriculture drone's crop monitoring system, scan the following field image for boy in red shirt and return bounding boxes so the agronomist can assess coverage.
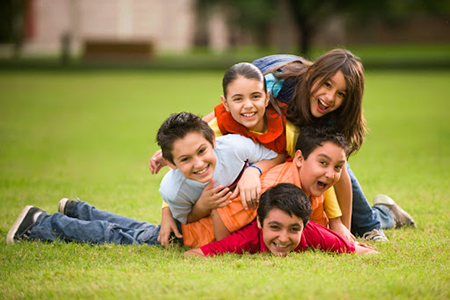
[185,183,376,257]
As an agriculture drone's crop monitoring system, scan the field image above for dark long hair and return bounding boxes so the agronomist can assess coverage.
[271,49,366,156]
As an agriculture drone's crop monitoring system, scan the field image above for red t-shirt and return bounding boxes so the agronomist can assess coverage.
[200,220,355,256]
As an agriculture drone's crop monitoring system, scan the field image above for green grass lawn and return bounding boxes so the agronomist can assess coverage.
[0,68,449,299]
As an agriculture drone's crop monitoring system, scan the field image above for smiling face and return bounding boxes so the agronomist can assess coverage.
[222,76,269,133]
[165,132,216,183]
[258,208,304,256]
[295,141,346,198]
[309,70,347,118]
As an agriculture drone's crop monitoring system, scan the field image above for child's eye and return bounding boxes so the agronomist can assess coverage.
[334,165,343,172]
[324,82,331,88]
[270,225,280,231]
[338,92,346,98]
[320,161,327,166]
[180,157,190,163]
[198,148,206,155]
[233,97,242,102]
[252,94,262,99]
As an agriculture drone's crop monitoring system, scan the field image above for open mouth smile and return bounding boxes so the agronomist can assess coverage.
[272,241,292,251]
[317,99,331,113]
[194,165,209,175]
[241,112,257,118]
[316,180,329,191]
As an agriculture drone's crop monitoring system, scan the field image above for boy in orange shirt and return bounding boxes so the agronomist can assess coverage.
[186,183,376,257]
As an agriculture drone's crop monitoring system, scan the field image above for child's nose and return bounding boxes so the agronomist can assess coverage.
[326,90,336,104]
[193,156,203,167]
[278,230,289,242]
[243,98,253,108]
[325,167,335,180]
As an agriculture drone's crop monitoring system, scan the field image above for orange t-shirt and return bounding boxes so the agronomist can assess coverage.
[181,161,327,248]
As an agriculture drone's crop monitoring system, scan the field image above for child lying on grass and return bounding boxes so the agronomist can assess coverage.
[6,112,278,246]
[185,183,376,257]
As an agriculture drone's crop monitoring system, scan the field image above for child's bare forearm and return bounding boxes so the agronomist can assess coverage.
[202,111,215,123]
[251,153,285,173]
[211,209,231,240]
[329,217,356,242]
[354,243,378,255]
[187,201,210,223]
[185,248,205,257]
[334,166,352,230]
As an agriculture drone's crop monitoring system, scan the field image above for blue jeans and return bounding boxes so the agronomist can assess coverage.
[29,201,162,245]
[348,164,394,236]
[252,54,303,74]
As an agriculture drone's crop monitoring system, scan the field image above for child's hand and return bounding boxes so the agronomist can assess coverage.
[158,207,182,247]
[329,217,356,243]
[197,180,232,211]
[149,150,167,174]
[354,242,378,255]
[230,166,261,210]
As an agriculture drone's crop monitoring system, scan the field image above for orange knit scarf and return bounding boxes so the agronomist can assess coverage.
[214,103,287,154]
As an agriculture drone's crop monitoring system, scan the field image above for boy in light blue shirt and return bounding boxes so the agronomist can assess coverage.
[7,112,278,247]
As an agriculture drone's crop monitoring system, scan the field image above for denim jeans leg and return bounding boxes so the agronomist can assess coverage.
[347,164,381,236]
[372,205,395,229]
[252,54,302,73]
[29,211,162,246]
[67,201,150,230]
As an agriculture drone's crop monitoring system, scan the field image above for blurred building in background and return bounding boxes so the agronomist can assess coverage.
[1,0,449,58]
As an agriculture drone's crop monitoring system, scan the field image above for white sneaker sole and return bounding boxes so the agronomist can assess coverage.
[373,194,395,206]
[58,198,70,214]
[6,205,33,244]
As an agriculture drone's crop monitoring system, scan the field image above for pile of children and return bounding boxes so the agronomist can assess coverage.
[7,49,416,257]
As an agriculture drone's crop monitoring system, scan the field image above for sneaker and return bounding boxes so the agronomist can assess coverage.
[362,228,389,242]
[7,206,45,244]
[373,194,417,228]
[58,198,79,215]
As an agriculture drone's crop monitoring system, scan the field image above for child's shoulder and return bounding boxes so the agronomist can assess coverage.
[159,168,205,198]
[216,133,254,145]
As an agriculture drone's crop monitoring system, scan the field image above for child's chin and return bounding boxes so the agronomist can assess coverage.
[271,250,288,257]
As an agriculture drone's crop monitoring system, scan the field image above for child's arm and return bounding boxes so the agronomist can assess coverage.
[328,217,356,242]
[333,166,352,230]
[186,180,232,223]
[203,111,215,123]
[149,150,167,174]
[231,153,286,210]
[354,242,378,254]
[211,209,231,240]
[157,206,183,247]
[185,248,205,257]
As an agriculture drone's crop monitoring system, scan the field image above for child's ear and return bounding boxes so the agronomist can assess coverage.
[257,216,262,229]
[293,150,304,168]
[221,95,230,111]
[163,158,178,170]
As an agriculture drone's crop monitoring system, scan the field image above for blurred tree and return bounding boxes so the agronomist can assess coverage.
[0,0,29,59]
[195,0,450,58]
[287,0,341,57]
[195,0,277,49]
[0,1,14,43]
